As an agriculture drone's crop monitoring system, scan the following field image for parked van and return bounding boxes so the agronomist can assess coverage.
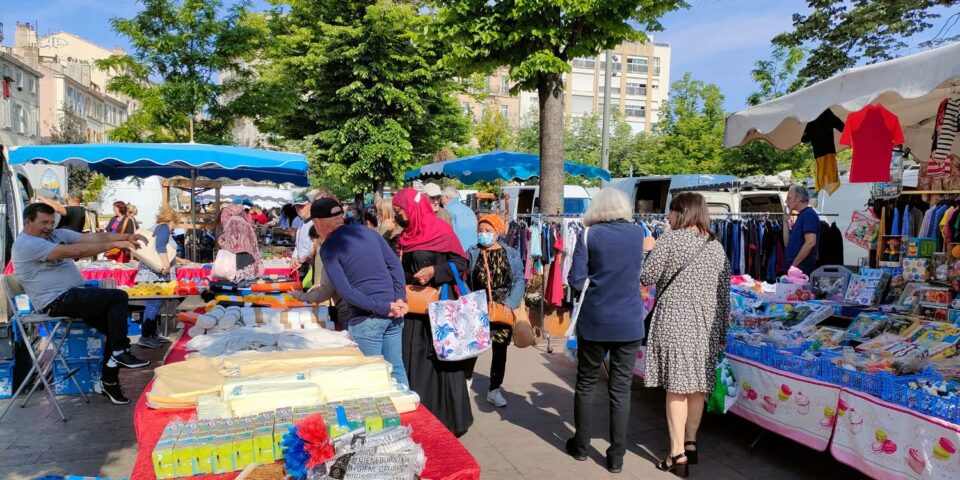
[606,174,789,215]
[0,145,42,268]
[501,185,592,220]
[817,169,919,267]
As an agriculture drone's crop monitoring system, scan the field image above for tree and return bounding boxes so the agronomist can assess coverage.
[648,73,727,174]
[475,106,514,152]
[246,0,469,195]
[431,0,686,215]
[774,0,960,83]
[747,46,807,107]
[96,0,261,143]
[47,105,87,144]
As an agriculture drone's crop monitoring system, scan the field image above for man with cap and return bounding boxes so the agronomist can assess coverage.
[422,182,453,225]
[309,197,410,386]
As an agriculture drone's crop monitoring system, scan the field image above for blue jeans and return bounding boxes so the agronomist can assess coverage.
[142,300,163,338]
[348,317,408,387]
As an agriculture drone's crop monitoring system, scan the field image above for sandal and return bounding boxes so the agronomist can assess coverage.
[656,452,689,478]
[685,441,698,464]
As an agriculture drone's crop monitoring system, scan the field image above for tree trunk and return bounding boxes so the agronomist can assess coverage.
[538,73,565,217]
[372,181,384,202]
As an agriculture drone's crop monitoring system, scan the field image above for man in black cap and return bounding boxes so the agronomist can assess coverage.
[308,197,410,386]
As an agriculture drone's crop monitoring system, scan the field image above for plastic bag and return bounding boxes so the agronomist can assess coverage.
[707,354,737,414]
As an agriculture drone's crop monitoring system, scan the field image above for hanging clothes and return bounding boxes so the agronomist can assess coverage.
[840,104,905,183]
[928,98,960,178]
[802,109,845,194]
[817,222,844,267]
[544,226,565,306]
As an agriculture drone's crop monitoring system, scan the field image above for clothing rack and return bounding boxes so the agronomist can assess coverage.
[899,190,960,195]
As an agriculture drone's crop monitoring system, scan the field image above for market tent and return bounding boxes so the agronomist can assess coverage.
[404,150,611,184]
[199,185,295,210]
[724,41,960,160]
[8,143,310,186]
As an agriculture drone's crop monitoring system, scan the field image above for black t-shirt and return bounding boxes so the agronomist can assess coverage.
[57,205,87,232]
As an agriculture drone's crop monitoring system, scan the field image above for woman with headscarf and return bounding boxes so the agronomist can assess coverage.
[217,203,263,282]
[465,214,524,408]
[391,187,473,437]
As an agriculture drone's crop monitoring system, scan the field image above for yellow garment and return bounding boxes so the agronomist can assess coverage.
[815,153,841,195]
[940,207,955,241]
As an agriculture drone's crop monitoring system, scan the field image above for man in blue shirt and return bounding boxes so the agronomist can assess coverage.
[783,185,821,275]
[310,198,409,386]
[441,186,478,251]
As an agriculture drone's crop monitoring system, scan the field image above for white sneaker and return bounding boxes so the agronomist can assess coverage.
[486,388,507,407]
[466,377,473,390]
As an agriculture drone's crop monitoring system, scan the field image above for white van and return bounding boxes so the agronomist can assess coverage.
[817,169,919,266]
[606,174,788,215]
[501,185,592,220]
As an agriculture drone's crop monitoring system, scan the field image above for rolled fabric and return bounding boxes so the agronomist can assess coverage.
[197,313,218,329]
[187,325,207,337]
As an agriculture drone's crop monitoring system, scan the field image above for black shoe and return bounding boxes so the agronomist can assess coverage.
[565,438,587,461]
[111,350,150,369]
[137,336,164,349]
[657,453,689,478]
[685,441,698,464]
[607,456,623,473]
[94,381,130,405]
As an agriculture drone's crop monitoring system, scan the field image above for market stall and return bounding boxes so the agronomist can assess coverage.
[716,40,960,480]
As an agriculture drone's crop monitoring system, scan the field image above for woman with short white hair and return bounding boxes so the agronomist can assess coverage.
[565,188,646,473]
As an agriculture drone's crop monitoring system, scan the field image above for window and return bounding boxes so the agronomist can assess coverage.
[461,101,471,117]
[570,95,594,115]
[571,73,593,92]
[653,57,661,76]
[652,82,660,90]
[572,57,596,69]
[599,59,622,72]
[28,77,36,95]
[627,57,648,74]
[625,103,646,118]
[0,98,9,129]
[499,75,510,95]
[598,81,620,95]
[500,104,508,118]
[15,70,23,90]
[626,82,646,96]
[14,104,26,134]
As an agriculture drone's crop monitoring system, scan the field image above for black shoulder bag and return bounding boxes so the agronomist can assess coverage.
[642,239,711,346]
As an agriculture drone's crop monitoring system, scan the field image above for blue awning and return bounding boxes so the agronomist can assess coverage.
[404,150,611,184]
[8,143,310,186]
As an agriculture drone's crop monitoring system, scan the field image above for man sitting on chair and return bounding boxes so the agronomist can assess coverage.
[12,203,151,405]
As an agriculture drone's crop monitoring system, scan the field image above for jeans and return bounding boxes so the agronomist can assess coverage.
[142,300,163,338]
[45,287,132,383]
[348,317,408,387]
[571,338,641,460]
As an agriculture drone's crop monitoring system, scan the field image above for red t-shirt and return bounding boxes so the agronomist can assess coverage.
[839,104,904,183]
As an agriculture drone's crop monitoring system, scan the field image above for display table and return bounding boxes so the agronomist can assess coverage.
[81,267,138,287]
[130,333,480,480]
[176,266,299,282]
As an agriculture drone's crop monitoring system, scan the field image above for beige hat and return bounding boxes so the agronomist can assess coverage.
[421,183,443,197]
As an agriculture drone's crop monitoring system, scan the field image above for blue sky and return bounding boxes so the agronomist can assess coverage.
[0,0,819,113]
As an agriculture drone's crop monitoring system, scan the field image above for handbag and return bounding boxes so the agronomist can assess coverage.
[706,353,737,414]
[642,238,711,345]
[481,249,515,326]
[512,302,536,348]
[406,285,440,315]
[427,262,491,361]
[131,226,177,272]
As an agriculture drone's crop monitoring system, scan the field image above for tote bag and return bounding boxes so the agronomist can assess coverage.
[427,263,491,361]
[131,226,177,272]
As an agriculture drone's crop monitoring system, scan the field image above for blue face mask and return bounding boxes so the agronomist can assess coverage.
[478,232,496,247]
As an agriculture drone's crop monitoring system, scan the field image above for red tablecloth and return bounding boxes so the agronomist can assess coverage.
[176,266,299,282]
[81,268,138,287]
[131,334,480,480]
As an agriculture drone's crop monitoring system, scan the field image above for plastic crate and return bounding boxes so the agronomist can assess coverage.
[883,372,960,424]
[52,357,101,395]
[726,339,774,364]
[822,360,891,397]
[52,325,105,360]
[770,348,822,379]
[0,360,13,399]
[127,317,141,336]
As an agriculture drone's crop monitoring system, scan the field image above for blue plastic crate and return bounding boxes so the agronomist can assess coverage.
[822,360,891,397]
[0,360,13,399]
[770,348,822,379]
[127,317,141,336]
[883,372,960,424]
[52,357,101,395]
[53,325,105,360]
[726,339,774,364]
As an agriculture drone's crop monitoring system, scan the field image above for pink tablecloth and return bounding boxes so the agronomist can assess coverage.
[176,266,298,282]
[131,334,479,480]
[81,268,138,287]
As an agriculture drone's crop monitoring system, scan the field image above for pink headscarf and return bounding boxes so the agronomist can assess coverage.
[219,204,263,275]
[392,188,466,258]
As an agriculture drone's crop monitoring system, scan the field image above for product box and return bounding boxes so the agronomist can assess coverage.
[905,237,937,258]
[932,253,950,283]
[771,283,813,302]
[172,426,197,477]
[896,283,927,313]
[845,312,888,341]
[902,258,932,282]
[376,397,401,428]
[810,265,852,302]
[919,285,954,307]
[253,418,275,464]
[273,415,292,461]
[879,235,904,267]
[763,302,795,316]
[152,421,182,479]
[191,426,215,475]
[844,269,891,306]
[773,303,834,330]
[211,424,234,474]
[901,320,960,358]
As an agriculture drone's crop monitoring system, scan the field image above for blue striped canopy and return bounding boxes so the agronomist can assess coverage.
[8,143,310,186]
[404,150,611,184]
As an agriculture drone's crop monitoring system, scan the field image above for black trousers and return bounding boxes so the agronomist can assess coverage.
[46,288,131,383]
[571,338,641,460]
[462,324,512,391]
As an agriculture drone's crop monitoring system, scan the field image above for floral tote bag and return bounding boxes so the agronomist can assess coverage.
[428,263,491,361]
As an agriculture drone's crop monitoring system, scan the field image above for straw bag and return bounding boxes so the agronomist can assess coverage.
[512,303,536,348]
[427,262,491,361]
[481,249,515,326]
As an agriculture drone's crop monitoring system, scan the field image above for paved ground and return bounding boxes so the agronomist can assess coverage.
[0,336,870,479]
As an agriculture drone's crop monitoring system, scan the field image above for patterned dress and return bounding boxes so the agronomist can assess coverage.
[641,228,731,394]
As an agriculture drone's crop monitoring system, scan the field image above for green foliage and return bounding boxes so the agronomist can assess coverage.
[82,173,108,204]
[774,0,960,83]
[475,106,514,152]
[96,0,262,143]
[645,73,726,174]
[245,0,469,194]
[47,105,87,145]
[747,46,807,107]
[514,111,540,154]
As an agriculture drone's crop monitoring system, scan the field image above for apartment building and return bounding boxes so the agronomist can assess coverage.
[12,23,130,143]
[0,25,43,148]
[458,39,671,134]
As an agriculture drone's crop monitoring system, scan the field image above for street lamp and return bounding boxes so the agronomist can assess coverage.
[600,52,620,172]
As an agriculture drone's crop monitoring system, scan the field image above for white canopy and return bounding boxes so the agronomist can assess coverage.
[199,185,295,209]
[724,41,960,161]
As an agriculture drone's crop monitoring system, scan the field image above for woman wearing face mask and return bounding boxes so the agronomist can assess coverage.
[465,215,525,407]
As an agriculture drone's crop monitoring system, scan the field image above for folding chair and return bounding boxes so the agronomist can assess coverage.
[0,275,89,422]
